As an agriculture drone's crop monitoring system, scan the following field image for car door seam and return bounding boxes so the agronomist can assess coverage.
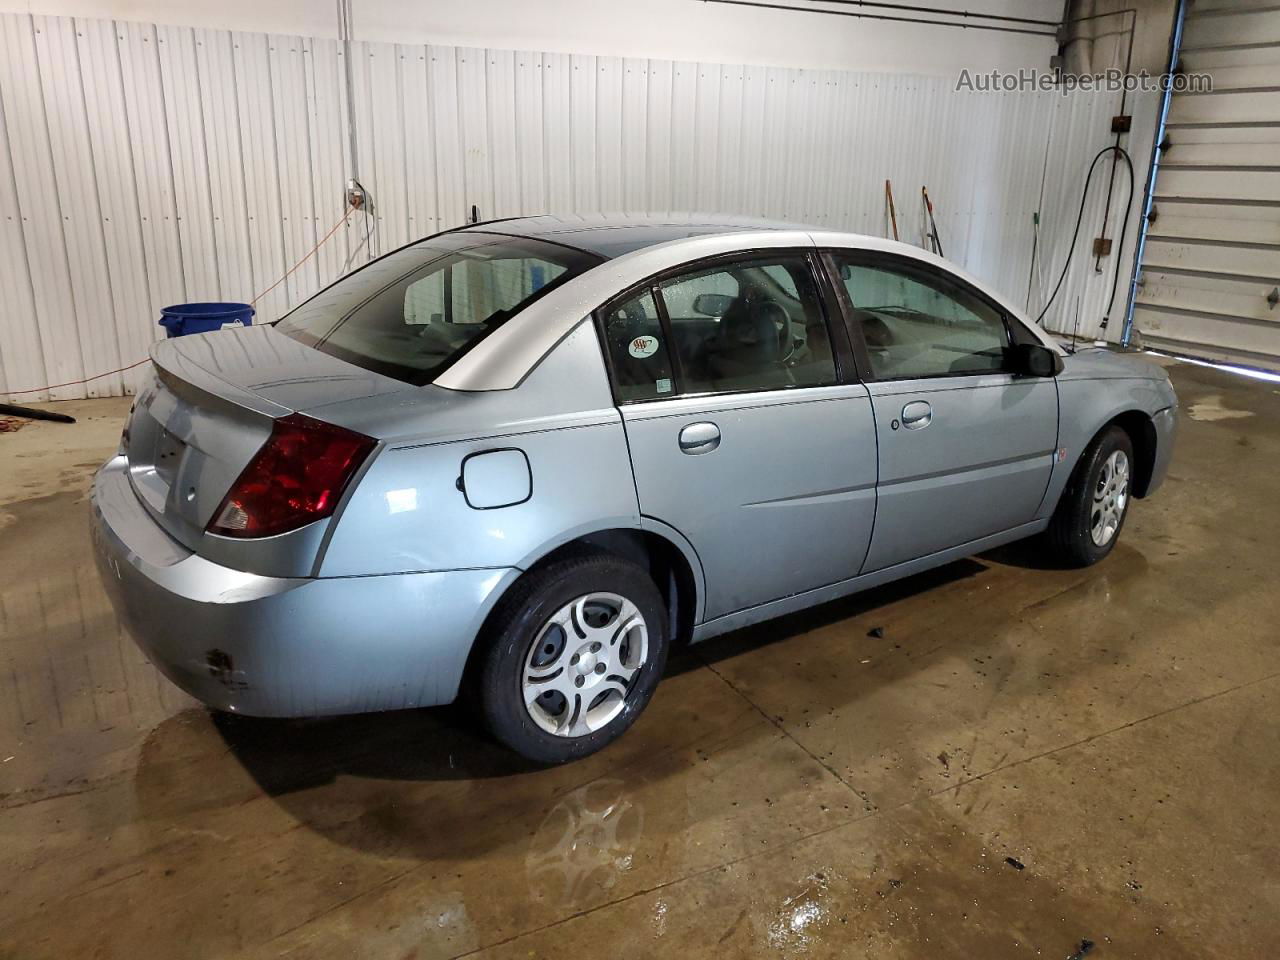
[859,381,881,577]
[1032,377,1065,517]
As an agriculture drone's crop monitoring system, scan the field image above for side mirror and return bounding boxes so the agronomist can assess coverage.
[693,293,733,317]
[1006,342,1064,378]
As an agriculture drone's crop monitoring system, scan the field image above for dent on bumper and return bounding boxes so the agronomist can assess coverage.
[91,458,516,716]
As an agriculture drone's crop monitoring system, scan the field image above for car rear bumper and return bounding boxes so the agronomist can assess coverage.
[91,456,516,717]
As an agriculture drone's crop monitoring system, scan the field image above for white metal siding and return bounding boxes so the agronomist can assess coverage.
[1133,0,1280,368]
[1,12,1137,401]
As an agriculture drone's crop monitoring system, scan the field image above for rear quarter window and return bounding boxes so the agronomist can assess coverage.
[277,233,599,385]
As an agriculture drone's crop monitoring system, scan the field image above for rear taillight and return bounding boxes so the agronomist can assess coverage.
[207,413,376,539]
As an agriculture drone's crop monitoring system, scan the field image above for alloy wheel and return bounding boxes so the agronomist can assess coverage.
[522,592,649,738]
[1090,449,1130,547]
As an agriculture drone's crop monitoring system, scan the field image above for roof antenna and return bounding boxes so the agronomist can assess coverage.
[1068,295,1082,354]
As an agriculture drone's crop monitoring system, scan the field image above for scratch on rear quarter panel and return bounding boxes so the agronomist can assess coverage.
[206,649,249,690]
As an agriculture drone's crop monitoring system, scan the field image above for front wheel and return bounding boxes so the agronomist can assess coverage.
[1045,425,1134,567]
[478,554,669,764]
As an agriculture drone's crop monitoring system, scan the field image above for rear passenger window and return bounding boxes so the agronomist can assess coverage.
[601,291,675,402]
[659,257,835,395]
[600,256,836,402]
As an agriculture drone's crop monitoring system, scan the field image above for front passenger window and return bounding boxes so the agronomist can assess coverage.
[834,258,1009,380]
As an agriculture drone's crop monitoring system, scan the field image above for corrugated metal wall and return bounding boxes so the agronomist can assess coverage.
[0,11,1148,401]
[1132,0,1280,368]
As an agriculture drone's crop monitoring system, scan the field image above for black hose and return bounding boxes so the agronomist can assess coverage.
[1034,145,1137,331]
[0,402,76,424]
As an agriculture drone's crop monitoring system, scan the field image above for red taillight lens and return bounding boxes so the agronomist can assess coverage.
[207,413,376,539]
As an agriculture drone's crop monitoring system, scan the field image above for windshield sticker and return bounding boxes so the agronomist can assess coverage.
[628,336,660,359]
[656,378,673,394]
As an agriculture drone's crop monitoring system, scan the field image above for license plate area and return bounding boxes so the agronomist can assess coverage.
[153,426,186,488]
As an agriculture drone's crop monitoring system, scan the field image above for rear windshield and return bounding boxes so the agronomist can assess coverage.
[276,232,600,384]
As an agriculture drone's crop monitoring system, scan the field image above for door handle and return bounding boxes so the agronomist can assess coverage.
[678,421,721,455]
[901,400,932,430]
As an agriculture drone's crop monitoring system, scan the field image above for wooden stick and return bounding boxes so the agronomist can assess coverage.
[885,180,899,242]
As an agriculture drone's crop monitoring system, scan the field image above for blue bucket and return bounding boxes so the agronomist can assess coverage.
[159,302,255,338]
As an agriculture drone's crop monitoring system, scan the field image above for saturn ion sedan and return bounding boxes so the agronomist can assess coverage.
[92,215,1177,763]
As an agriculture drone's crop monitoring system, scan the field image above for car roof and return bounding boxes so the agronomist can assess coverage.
[433,218,1064,392]
[458,213,813,259]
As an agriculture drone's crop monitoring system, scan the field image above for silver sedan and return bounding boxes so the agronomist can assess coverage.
[91,215,1177,763]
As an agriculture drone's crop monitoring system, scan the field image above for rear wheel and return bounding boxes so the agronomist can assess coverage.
[1045,425,1134,567]
[478,554,669,764]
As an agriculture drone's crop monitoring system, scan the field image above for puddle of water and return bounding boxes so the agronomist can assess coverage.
[1185,394,1253,422]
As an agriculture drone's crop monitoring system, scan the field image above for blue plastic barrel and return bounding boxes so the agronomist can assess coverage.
[159,302,255,338]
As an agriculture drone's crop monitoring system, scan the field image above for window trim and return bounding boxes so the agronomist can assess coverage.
[592,247,850,406]
[810,251,860,382]
[821,249,1027,385]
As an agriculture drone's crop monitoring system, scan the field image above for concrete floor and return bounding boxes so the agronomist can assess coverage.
[1,358,1277,959]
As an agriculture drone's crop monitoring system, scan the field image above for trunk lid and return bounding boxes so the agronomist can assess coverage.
[124,324,409,553]
[157,321,412,411]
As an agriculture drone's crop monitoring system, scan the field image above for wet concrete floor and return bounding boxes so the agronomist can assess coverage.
[2,358,1278,958]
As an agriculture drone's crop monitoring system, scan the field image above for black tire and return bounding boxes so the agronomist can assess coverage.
[478,553,669,764]
[1045,424,1135,567]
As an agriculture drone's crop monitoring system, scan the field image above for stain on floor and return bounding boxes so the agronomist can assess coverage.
[1185,392,1255,422]
[1,365,1278,958]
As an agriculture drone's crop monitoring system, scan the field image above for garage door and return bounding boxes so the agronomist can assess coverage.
[1132,0,1280,369]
